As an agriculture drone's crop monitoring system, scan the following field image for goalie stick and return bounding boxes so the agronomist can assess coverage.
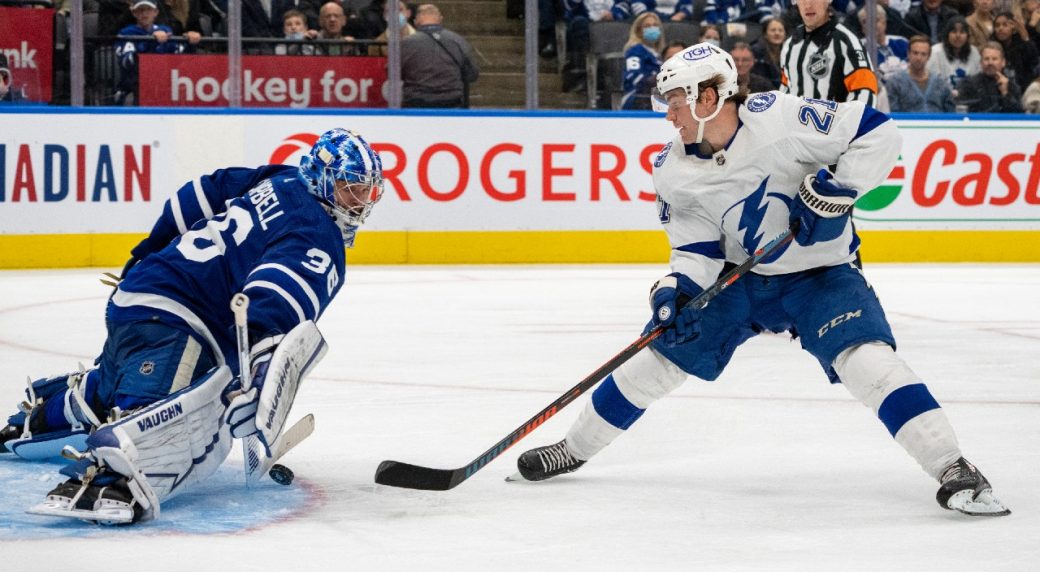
[373,222,799,491]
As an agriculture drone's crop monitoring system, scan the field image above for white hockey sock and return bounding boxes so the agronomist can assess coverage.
[565,348,687,461]
[834,342,961,480]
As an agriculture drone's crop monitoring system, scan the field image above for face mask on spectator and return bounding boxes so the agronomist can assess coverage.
[704,38,720,47]
[643,26,661,42]
[287,31,304,40]
[399,13,407,25]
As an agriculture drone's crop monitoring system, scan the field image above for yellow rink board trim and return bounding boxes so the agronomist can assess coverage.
[0,231,1038,268]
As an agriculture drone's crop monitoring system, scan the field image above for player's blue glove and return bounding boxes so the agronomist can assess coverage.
[789,169,857,247]
[649,273,703,346]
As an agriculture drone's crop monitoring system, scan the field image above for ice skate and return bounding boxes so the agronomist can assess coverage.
[507,440,585,482]
[27,476,144,525]
[936,457,1010,517]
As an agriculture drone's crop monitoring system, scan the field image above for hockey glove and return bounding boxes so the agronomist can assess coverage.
[789,169,857,247]
[649,273,703,346]
[225,351,273,440]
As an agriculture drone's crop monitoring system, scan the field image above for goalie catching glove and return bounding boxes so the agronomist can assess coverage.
[225,320,327,456]
[789,169,857,247]
[649,273,702,347]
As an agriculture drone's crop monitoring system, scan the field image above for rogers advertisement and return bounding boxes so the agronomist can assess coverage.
[137,54,387,108]
[1,114,1038,234]
[0,7,54,103]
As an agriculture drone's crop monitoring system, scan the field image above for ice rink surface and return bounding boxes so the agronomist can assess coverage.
[1,263,1037,571]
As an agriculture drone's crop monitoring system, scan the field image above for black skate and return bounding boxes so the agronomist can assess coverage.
[936,457,1010,517]
[510,440,586,482]
[0,424,19,453]
[27,476,144,525]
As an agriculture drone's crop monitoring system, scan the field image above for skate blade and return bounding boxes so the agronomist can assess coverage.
[27,502,134,525]
[947,489,1012,517]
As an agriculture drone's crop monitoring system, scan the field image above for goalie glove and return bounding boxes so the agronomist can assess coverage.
[649,273,703,347]
[790,169,857,247]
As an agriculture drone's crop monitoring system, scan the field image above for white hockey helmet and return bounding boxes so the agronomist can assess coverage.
[653,43,739,142]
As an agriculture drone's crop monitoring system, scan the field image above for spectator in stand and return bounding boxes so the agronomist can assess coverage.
[730,42,776,92]
[539,0,565,57]
[314,1,357,55]
[369,0,415,56]
[843,0,920,39]
[905,0,960,43]
[662,39,686,60]
[887,34,956,110]
[276,9,318,54]
[240,0,280,42]
[346,0,390,39]
[99,0,137,37]
[0,54,27,104]
[652,0,693,21]
[561,0,650,92]
[400,3,479,107]
[700,23,722,46]
[153,0,204,43]
[966,0,996,48]
[620,11,665,109]
[859,4,910,83]
[927,16,980,95]
[1023,75,1040,111]
[703,0,769,28]
[956,41,1024,111]
[1022,0,1040,42]
[273,0,322,31]
[751,16,786,88]
[115,0,189,105]
[992,10,1039,86]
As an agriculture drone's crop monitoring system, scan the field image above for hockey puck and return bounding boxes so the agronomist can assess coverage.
[269,463,295,486]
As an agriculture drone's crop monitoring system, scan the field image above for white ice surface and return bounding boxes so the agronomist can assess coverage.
[1,264,1037,570]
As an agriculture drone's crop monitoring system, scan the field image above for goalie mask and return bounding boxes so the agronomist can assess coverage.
[298,128,384,247]
[652,43,739,143]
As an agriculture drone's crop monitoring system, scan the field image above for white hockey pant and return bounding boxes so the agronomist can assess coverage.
[833,342,961,479]
[86,365,235,520]
[566,347,687,460]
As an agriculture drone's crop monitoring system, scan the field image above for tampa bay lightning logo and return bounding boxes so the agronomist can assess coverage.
[746,92,776,112]
[722,177,793,264]
[654,141,672,168]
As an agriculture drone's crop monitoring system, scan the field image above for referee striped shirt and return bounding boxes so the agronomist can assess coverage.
[780,17,878,106]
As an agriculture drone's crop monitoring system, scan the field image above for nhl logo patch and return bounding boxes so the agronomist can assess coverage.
[746,92,776,112]
[808,53,831,79]
[139,361,155,375]
[654,141,673,168]
[715,153,726,166]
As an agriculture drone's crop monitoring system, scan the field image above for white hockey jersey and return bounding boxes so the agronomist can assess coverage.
[651,90,901,290]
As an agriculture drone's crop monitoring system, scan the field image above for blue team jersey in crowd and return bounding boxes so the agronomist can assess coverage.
[111,165,346,375]
[621,43,661,110]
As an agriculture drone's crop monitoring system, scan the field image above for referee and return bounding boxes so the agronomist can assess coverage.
[780,0,878,106]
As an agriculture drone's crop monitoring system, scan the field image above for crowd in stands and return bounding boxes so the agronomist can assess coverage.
[2,0,1040,111]
[541,0,1040,112]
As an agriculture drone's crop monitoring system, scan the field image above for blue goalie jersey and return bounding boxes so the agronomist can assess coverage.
[111,165,346,375]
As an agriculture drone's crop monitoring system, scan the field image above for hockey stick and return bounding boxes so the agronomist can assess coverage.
[373,221,799,491]
[231,294,267,485]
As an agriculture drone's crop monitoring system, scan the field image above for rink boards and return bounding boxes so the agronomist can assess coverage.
[0,108,1037,267]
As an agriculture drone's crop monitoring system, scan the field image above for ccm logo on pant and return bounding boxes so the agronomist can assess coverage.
[818,310,862,338]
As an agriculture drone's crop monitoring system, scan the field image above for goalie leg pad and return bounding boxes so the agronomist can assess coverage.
[51,365,236,523]
[230,324,324,455]
[834,342,961,479]
[8,369,103,461]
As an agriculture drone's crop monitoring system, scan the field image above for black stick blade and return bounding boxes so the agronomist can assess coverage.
[374,460,458,491]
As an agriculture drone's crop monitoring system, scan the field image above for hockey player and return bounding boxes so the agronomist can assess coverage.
[512,44,1010,517]
[0,128,384,524]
